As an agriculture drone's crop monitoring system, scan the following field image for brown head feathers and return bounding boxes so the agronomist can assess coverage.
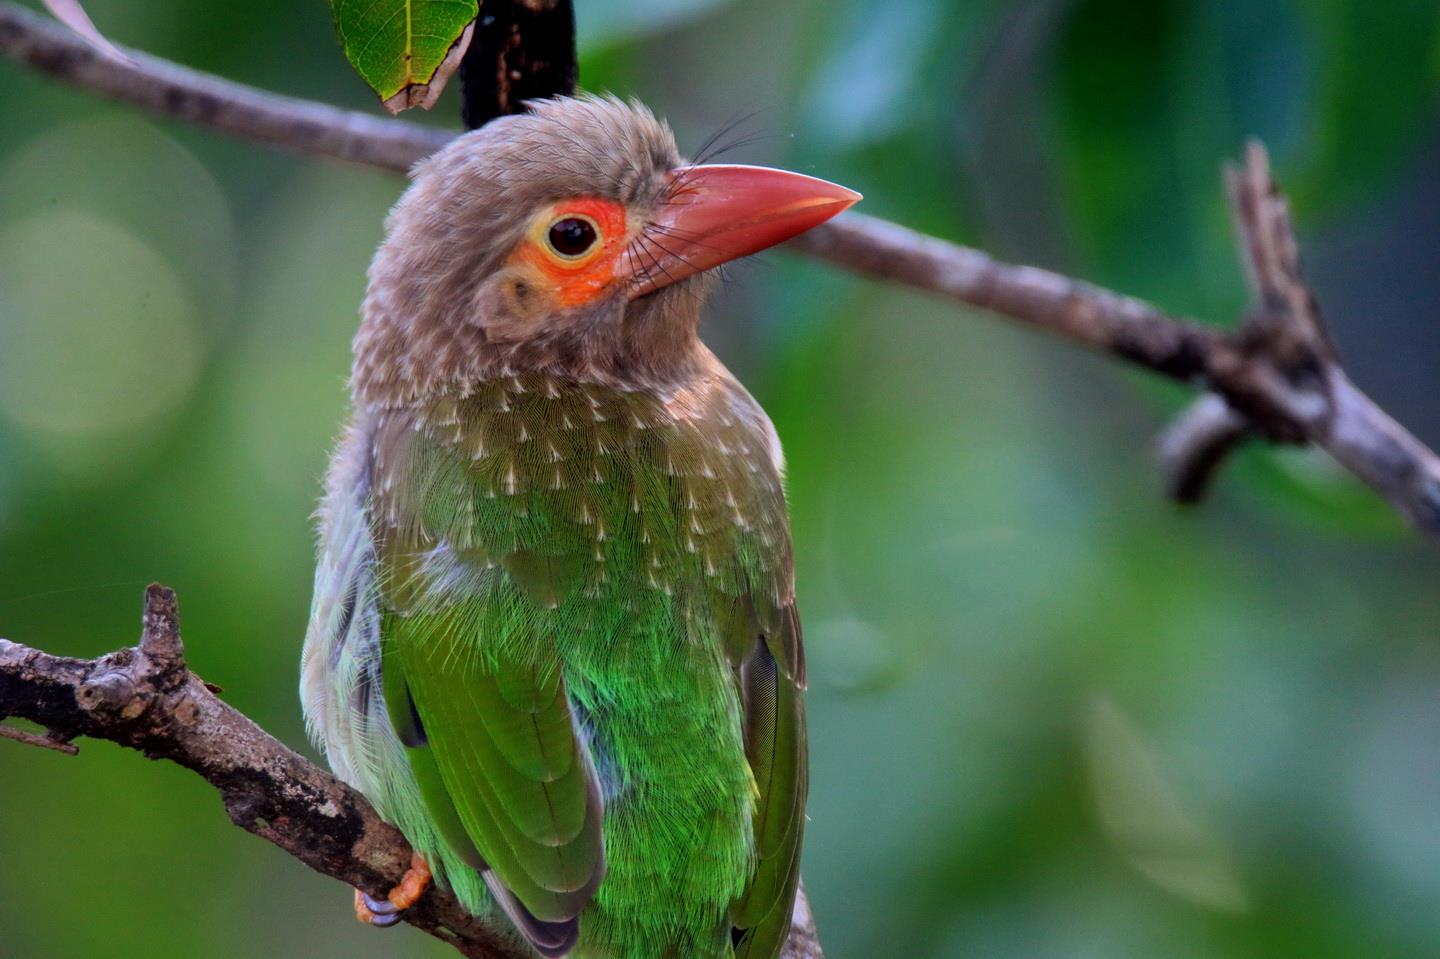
[352,96,711,408]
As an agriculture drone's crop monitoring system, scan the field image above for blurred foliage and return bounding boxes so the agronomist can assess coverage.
[3,1,1440,957]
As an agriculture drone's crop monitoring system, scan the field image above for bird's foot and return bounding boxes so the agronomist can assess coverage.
[354,852,432,928]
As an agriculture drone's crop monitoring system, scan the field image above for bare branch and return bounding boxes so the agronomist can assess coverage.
[1154,144,1440,533]
[0,2,447,171]
[0,585,511,958]
[0,585,822,959]
[787,212,1233,378]
[784,179,1440,538]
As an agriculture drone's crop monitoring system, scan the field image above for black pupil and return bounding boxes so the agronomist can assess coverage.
[548,217,597,257]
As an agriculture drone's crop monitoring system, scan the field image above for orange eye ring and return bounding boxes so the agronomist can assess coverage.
[512,198,630,308]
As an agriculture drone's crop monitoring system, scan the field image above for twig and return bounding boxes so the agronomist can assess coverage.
[6,2,1430,538]
[1156,395,1250,503]
[0,720,79,754]
[0,585,822,959]
[1157,142,1336,502]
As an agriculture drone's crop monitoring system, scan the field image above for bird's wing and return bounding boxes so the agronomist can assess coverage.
[695,384,808,959]
[380,610,604,956]
[726,593,807,959]
[371,406,605,958]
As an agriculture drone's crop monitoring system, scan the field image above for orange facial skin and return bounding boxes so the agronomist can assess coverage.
[510,197,631,308]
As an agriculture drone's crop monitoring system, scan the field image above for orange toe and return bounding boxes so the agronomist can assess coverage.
[388,853,432,911]
[351,853,430,927]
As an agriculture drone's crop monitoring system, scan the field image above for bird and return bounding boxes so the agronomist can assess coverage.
[301,94,858,959]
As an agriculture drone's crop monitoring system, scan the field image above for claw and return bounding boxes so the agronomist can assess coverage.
[364,892,403,916]
[354,888,403,927]
[352,853,432,929]
[354,888,385,926]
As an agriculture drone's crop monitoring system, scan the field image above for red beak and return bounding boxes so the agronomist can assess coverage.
[622,164,861,298]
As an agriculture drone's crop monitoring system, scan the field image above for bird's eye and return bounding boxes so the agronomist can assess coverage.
[545,216,600,259]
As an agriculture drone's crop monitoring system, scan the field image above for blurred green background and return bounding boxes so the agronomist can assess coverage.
[3,0,1440,956]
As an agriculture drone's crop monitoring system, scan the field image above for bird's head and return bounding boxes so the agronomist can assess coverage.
[353,95,859,405]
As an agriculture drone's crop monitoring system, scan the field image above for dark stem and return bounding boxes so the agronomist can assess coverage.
[460,0,577,129]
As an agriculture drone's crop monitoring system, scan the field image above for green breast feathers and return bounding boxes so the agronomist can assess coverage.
[303,368,806,959]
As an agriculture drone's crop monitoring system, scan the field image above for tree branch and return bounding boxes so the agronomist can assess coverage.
[5,1,1435,540]
[0,585,823,959]
[787,191,1440,536]
[1156,143,1440,530]
[0,2,450,169]
[0,585,512,958]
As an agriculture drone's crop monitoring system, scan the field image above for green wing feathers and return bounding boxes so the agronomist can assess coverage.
[382,613,605,947]
[730,603,807,959]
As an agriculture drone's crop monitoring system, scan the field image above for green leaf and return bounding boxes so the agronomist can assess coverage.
[331,0,479,113]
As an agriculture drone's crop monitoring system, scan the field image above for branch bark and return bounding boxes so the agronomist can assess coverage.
[4,1,1435,541]
[0,586,823,959]
[0,585,512,958]
[787,195,1440,536]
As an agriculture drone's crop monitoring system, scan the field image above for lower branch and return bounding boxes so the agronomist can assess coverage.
[0,585,823,958]
[0,585,510,958]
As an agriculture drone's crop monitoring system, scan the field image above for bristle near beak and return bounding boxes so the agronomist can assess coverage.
[621,164,861,298]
